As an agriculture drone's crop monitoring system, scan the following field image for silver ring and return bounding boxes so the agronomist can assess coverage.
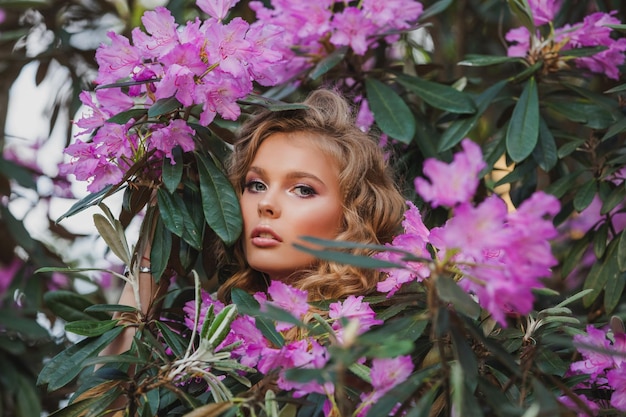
[138,266,151,274]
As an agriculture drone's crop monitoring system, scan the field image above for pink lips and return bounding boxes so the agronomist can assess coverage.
[250,224,282,247]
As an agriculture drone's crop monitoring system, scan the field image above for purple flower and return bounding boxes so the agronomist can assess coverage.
[328,296,382,343]
[149,120,196,164]
[528,0,562,26]
[329,7,377,55]
[256,281,309,332]
[414,139,486,208]
[357,355,414,416]
[197,0,241,21]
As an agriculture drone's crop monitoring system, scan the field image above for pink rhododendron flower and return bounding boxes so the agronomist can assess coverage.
[357,355,414,416]
[256,280,309,331]
[376,201,431,296]
[528,0,562,26]
[149,120,196,164]
[197,0,240,21]
[570,325,626,412]
[328,296,382,343]
[414,138,486,208]
[329,7,377,55]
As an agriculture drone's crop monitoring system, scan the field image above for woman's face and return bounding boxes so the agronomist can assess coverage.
[240,131,344,282]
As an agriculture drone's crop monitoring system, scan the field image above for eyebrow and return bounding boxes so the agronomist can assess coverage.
[248,166,326,185]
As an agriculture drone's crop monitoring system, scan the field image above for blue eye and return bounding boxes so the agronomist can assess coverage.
[245,180,266,193]
[293,185,316,197]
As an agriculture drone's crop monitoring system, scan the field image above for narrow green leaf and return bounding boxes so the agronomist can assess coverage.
[16,374,41,417]
[561,233,593,278]
[560,46,607,58]
[602,116,626,141]
[439,80,507,151]
[155,322,188,358]
[157,188,203,249]
[106,108,147,124]
[38,327,124,391]
[601,185,626,216]
[365,78,416,143]
[238,94,309,111]
[618,231,626,272]
[56,185,117,223]
[65,320,119,337]
[458,54,521,67]
[557,139,585,158]
[605,84,626,93]
[573,180,597,212]
[436,275,481,319]
[162,146,184,194]
[604,271,626,314]
[532,117,558,171]
[0,310,50,339]
[506,77,539,162]
[147,96,181,117]
[93,213,131,265]
[292,243,405,269]
[308,46,347,80]
[84,304,137,313]
[397,74,476,114]
[451,326,479,390]
[196,152,242,245]
[507,0,535,31]
[593,223,608,259]
[231,288,284,347]
[545,170,584,198]
[151,216,172,281]
[44,291,110,322]
[535,347,567,376]
[419,0,453,20]
[583,239,620,307]
[205,304,238,348]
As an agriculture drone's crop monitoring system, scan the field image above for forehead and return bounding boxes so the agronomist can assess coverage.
[253,131,341,167]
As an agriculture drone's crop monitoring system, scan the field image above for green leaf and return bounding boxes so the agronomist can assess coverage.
[561,232,593,278]
[162,147,184,194]
[65,320,119,337]
[292,243,405,270]
[196,152,242,245]
[535,347,567,376]
[451,326,479,391]
[106,108,147,124]
[605,84,626,93]
[365,78,416,143]
[593,223,608,259]
[507,0,535,31]
[148,96,181,117]
[203,304,238,349]
[439,80,507,151]
[0,310,50,340]
[532,117,557,171]
[308,46,347,80]
[231,288,284,347]
[238,94,309,111]
[155,322,188,358]
[38,327,124,391]
[0,158,36,189]
[397,74,476,114]
[506,77,539,162]
[600,185,626,215]
[56,185,118,223]
[157,188,203,250]
[44,291,110,322]
[458,54,521,67]
[583,238,621,307]
[84,304,137,313]
[151,215,172,281]
[560,46,607,58]
[573,180,596,212]
[419,0,453,20]
[602,116,626,141]
[436,275,481,319]
[545,170,584,198]
[604,271,626,314]
[16,374,41,417]
[93,213,131,265]
[618,231,626,272]
[47,387,122,417]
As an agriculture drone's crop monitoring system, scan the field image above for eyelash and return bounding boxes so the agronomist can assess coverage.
[243,180,317,198]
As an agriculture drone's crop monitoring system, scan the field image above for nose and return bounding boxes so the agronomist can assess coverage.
[258,196,280,218]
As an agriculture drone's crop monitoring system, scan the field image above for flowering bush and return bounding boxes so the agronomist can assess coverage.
[1,0,626,415]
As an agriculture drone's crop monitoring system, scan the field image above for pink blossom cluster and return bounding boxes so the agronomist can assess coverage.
[60,3,290,192]
[567,325,626,413]
[505,0,626,80]
[377,139,561,325]
[181,281,409,416]
[249,0,423,77]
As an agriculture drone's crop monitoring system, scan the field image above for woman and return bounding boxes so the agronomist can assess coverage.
[107,88,406,352]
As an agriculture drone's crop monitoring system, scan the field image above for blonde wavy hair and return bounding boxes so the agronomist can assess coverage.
[216,89,406,302]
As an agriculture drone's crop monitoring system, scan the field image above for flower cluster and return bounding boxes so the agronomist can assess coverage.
[377,139,561,325]
[181,280,409,416]
[59,3,290,192]
[505,0,626,79]
[567,324,626,413]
